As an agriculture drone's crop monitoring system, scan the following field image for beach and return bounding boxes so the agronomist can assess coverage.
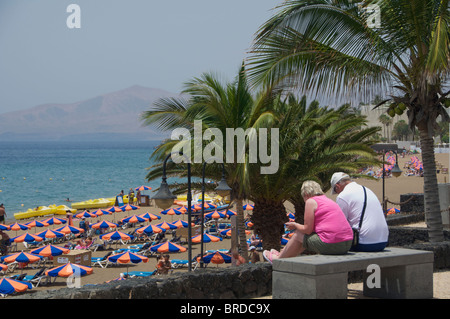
[1,152,449,299]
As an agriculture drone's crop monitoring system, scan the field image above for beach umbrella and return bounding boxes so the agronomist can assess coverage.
[55,225,84,235]
[91,209,111,216]
[107,251,148,274]
[198,251,232,266]
[170,219,193,229]
[287,212,295,220]
[155,221,178,230]
[246,221,254,228]
[119,204,140,212]
[36,229,65,240]
[75,211,97,219]
[10,233,44,243]
[136,224,165,236]
[219,228,251,237]
[138,212,161,221]
[8,223,30,236]
[107,206,122,213]
[90,220,118,230]
[41,217,67,226]
[135,185,152,191]
[121,214,147,225]
[3,251,42,273]
[0,278,32,295]
[100,231,133,242]
[192,233,222,244]
[224,210,237,217]
[192,202,216,211]
[46,262,93,278]
[243,204,254,210]
[150,241,187,253]
[387,208,401,215]
[25,220,49,230]
[30,244,69,257]
[0,263,7,272]
[160,208,184,216]
[204,211,227,219]
[0,224,10,231]
[3,251,42,264]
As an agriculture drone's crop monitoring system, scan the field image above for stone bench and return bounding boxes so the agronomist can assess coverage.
[272,247,434,299]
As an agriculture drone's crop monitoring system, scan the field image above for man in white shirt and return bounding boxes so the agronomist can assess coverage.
[331,172,389,252]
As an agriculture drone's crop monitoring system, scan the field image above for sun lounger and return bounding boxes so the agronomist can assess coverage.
[91,251,113,268]
[125,270,156,278]
[22,267,48,287]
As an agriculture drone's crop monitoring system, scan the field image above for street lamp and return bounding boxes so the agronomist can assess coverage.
[199,160,232,268]
[382,149,402,212]
[152,152,193,271]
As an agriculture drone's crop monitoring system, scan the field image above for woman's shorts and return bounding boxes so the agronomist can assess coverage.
[303,233,352,255]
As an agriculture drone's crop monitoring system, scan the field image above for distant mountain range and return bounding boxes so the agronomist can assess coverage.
[0,85,180,141]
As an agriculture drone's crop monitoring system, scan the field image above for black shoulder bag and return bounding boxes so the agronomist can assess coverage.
[352,186,367,248]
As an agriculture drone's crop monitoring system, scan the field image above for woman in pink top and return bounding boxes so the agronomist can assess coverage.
[263,181,353,263]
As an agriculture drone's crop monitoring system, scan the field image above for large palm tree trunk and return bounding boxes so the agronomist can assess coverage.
[252,198,288,251]
[235,197,249,262]
[419,129,444,242]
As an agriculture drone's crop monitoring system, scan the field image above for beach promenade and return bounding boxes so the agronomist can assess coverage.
[1,152,449,299]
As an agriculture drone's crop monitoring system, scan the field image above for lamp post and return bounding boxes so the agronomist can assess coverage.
[152,152,193,271]
[199,160,232,268]
[382,149,402,213]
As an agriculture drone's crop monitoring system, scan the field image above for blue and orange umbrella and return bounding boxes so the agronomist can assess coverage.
[224,210,237,217]
[160,208,184,216]
[0,278,32,295]
[107,251,148,267]
[91,209,111,216]
[0,224,10,231]
[119,204,140,212]
[30,244,70,257]
[46,262,93,278]
[387,207,400,215]
[192,233,222,244]
[150,242,187,253]
[90,220,118,230]
[55,225,84,235]
[192,202,216,211]
[100,231,133,242]
[121,215,147,224]
[136,224,165,236]
[3,251,42,264]
[170,219,193,229]
[138,212,161,221]
[10,233,44,243]
[135,185,152,191]
[155,221,178,230]
[36,229,65,240]
[204,211,227,219]
[8,223,30,235]
[219,228,251,237]
[41,217,67,226]
[107,206,123,213]
[198,251,232,265]
[25,220,49,230]
[243,204,254,210]
[75,211,97,219]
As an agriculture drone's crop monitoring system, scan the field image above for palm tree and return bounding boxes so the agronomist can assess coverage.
[141,65,277,262]
[248,95,380,250]
[248,0,449,242]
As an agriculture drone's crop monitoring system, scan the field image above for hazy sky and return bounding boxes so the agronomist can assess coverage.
[0,0,279,113]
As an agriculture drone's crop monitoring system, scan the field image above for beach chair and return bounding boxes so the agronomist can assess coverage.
[22,267,49,287]
[125,270,156,278]
[91,251,113,268]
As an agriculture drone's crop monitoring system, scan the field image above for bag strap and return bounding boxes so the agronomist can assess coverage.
[359,186,367,230]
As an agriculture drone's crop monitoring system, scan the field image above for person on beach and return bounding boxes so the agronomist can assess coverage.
[249,246,260,263]
[0,230,11,255]
[0,204,6,224]
[263,181,353,263]
[330,172,389,252]
[156,254,172,275]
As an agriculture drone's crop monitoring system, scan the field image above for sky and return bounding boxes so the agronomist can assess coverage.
[0,0,280,114]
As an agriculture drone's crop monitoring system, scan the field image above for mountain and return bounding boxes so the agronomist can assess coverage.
[0,85,179,141]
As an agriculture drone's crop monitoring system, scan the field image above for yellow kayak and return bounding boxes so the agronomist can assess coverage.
[13,204,75,220]
[71,196,129,210]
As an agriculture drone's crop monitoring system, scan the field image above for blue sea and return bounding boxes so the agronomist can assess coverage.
[0,140,171,222]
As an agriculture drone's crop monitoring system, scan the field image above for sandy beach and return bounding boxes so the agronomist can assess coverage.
[1,152,449,299]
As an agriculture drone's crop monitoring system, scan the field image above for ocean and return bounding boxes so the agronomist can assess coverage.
[0,140,170,222]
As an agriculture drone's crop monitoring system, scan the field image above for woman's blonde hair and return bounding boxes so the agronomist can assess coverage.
[301,180,324,199]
